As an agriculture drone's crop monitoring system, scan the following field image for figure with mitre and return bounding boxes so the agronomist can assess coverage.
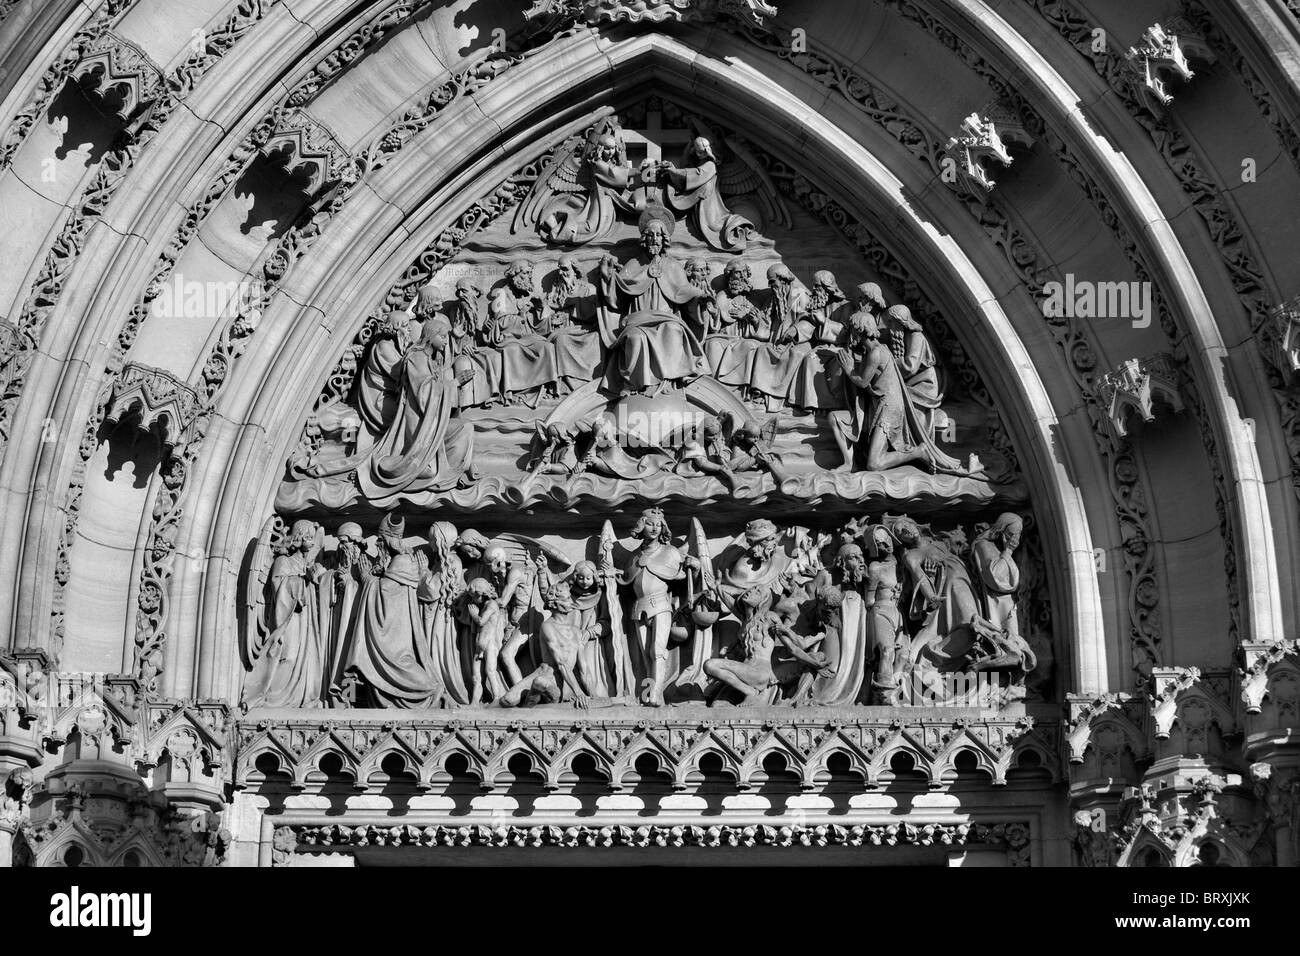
[342,513,442,708]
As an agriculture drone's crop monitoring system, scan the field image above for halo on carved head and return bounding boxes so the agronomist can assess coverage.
[638,204,676,237]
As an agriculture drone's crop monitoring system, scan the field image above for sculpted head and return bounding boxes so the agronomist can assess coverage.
[892,516,921,547]
[767,263,795,288]
[834,543,866,583]
[593,133,618,164]
[855,282,886,312]
[571,560,599,593]
[724,259,752,294]
[638,206,674,256]
[455,276,482,300]
[686,258,711,286]
[812,270,842,299]
[990,513,1023,552]
[506,259,534,293]
[288,520,317,552]
[815,584,844,621]
[686,136,717,165]
[849,306,880,342]
[557,255,582,282]
[466,576,498,606]
[415,284,441,318]
[484,545,510,580]
[544,580,573,613]
[454,529,489,564]
[886,303,921,333]
[633,507,671,544]
[419,315,452,353]
[744,518,779,561]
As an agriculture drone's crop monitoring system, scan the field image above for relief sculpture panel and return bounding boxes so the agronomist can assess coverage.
[244,97,1046,715]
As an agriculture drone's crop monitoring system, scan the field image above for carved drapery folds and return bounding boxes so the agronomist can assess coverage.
[104,361,202,454]
[1094,355,1184,440]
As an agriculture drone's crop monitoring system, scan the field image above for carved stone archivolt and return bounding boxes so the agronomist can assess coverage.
[4,0,1300,869]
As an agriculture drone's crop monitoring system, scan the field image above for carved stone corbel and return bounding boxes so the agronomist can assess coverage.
[104,361,202,455]
[1149,666,1202,739]
[135,699,231,812]
[1065,694,1119,763]
[1095,354,1184,440]
[261,108,360,197]
[943,113,1013,193]
[1267,296,1300,385]
[1239,640,1299,715]
[1125,23,1196,109]
[72,30,166,127]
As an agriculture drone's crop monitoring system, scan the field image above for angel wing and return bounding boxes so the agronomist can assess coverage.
[717,135,792,230]
[512,135,587,235]
[758,416,779,446]
[240,516,278,668]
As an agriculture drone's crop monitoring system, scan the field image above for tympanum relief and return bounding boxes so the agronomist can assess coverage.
[245,98,1045,714]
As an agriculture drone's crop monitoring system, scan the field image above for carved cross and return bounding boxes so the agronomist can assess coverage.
[622,109,694,205]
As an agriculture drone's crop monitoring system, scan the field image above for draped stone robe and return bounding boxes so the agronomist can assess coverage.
[345,552,442,708]
[600,253,706,393]
[358,344,474,508]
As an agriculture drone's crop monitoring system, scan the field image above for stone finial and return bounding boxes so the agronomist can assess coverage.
[943,113,1013,193]
[1095,354,1184,440]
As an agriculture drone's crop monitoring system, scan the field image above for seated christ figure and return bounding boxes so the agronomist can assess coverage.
[598,206,708,396]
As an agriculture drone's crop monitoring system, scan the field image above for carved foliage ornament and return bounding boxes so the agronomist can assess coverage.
[524,0,777,28]
[274,819,1030,863]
